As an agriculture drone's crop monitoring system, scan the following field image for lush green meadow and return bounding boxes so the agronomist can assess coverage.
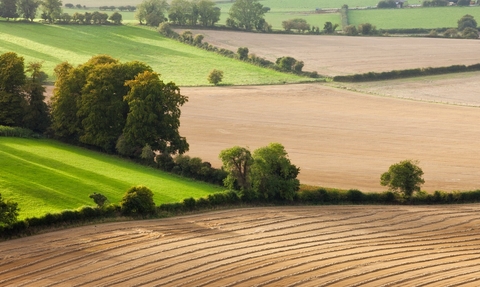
[0,21,312,85]
[348,7,480,29]
[0,137,223,219]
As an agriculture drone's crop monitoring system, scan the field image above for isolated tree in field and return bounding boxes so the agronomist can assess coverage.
[23,61,49,133]
[89,192,108,208]
[41,0,62,22]
[251,143,300,201]
[109,11,122,24]
[123,70,189,155]
[120,185,156,216]
[64,2,73,8]
[0,0,19,20]
[17,0,40,21]
[197,0,220,26]
[227,0,268,31]
[207,69,223,85]
[0,193,19,226]
[458,14,477,31]
[136,0,168,26]
[219,146,253,191]
[0,52,26,127]
[380,160,425,199]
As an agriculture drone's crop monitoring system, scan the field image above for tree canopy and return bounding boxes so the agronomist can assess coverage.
[380,159,425,199]
[41,0,62,23]
[219,143,300,201]
[0,193,19,226]
[17,0,40,21]
[51,55,189,156]
[458,14,477,31]
[227,0,268,31]
[136,0,168,26]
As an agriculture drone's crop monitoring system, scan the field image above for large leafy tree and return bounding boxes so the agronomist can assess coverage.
[251,143,300,201]
[123,70,189,155]
[0,193,19,226]
[380,159,425,199]
[23,61,49,133]
[219,146,253,191]
[136,0,168,26]
[17,0,39,21]
[168,0,192,25]
[0,0,19,19]
[0,52,26,127]
[41,0,62,23]
[197,0,219,26]
[227,0,268,31]
[457,14,477,31]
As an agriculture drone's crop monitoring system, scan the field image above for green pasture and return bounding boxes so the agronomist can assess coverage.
[0,21,312,85]
[0,137,223,219]
[348,7,480,29]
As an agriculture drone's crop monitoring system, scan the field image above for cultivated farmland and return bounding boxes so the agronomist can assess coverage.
[186,30,480,76]
[2,205,480,286]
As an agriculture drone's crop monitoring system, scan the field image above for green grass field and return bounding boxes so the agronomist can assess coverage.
[348,7,480,29]
[0,21,313,85]
[0,137,223,219]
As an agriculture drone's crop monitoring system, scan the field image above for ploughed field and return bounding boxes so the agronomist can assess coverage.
[185,30,480,77]
[2,205,480,286]
[179,84,480,192]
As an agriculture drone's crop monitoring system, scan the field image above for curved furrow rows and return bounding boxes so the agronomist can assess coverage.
[444,276,480,287]
[384,266,480,287]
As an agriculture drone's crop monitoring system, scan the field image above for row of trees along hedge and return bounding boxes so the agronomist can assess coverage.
[0,53,50,133]
[158,26,318,78]
[333,63,480,82]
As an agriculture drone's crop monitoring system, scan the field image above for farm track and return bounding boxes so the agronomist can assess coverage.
[1,205,480,286]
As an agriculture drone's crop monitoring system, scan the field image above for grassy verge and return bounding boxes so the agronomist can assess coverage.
[0,21,312,85]
[0,137,223,219]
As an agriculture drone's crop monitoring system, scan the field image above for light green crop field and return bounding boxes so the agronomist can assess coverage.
[0,21,312,85]
[0,137,223,219]
[348,7,480,29]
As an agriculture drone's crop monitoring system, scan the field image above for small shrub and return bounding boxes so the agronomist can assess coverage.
[208,69,224,85]
[462,27,479,39]
[121,185,156,216]
[344,25,358,36]
[89,192,108,208]
[183,197,196,211]
[237,47,249,60]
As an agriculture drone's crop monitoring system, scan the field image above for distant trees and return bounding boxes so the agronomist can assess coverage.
[422,0,448,6]
[227,0,269,31]
[282,18,310,33]
[168,0,219,27]
[41,0,63,23]
[17,0,40,21]
[276,56,304,72]
[457,14,477,31]
[323,21,338,34]
[197,0,220,26]
[51,55,189,156]
[377,0,397,8]
[0,0,19,19]
[219,143,300,201]
[135,0,168,26]
[381,160,425,199]
[109,11,122,24]
[358,22,376,35]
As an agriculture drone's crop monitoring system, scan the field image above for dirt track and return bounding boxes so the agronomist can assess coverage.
[183,30,480,76]
[180,83,480,192]
[2,205,480,286]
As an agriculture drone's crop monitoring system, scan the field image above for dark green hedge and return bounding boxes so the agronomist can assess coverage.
[333,63,480,82]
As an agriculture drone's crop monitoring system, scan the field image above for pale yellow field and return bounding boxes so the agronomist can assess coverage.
[1,205,480,286]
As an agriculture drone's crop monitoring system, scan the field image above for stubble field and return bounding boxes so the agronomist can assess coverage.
[2,205,480,286]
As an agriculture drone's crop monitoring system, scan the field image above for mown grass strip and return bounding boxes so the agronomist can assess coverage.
[0,21,312,86]
[0,137,223,219]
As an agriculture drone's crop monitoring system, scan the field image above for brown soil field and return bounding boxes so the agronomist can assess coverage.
[2,205,480,286]
[179,83,480,192]
[183,30,480,76]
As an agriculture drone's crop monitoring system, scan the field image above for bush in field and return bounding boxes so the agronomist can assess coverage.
[344,25,358,35]
[120,186,156,216]
[381,160,425,199]
[0,193,19,226]
[323,21,338,34]
[462,27,479,39]
[377,0,397,8]
[276,56,297,71]
[282,18,310,33]
[208,69,223,85]
[458,14,477,31]
[358,23,376,35]
[443,28,459,38]
[237,47,249,60]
